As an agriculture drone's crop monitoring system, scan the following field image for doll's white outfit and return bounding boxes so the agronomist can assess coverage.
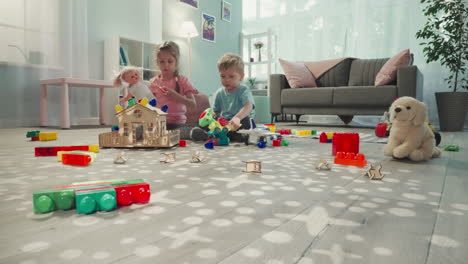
[124,80,155,101]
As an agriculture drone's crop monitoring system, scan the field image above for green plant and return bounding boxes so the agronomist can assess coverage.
[246,77,256,89]
[415,0,468,92]
[253,41,264,49]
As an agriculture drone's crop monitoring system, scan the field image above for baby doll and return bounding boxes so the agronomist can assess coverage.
[114,66,155,103]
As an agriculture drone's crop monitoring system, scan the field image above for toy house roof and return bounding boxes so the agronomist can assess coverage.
[115,103,167,118]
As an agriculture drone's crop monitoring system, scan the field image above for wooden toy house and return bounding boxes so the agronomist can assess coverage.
[99,103,179,148]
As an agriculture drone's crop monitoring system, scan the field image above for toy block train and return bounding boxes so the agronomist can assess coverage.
[26,131,57,141]
[33,179,150,214]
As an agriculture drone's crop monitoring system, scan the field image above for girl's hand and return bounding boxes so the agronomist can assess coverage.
[150,81,168,95]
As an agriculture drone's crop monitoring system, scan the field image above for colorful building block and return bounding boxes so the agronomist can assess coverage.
[272,139,280,147]
[33,189,75,214]
[57,151,97,162]
[62,153,92,166]
[334,152,367,167]
[75,187,116,214]
[115,105,123,113]
[128,98,136,106]
[26,130,40,138]
[114,182,151,206]
[39,132,57,141]
[31,137,39,141]
[179,140,187,147]
[35,145,99,156]
[111,125,119,131]
[204,141,214,149]
[280,139,289,146]
[375,123,388,137]
[332,133,359,156]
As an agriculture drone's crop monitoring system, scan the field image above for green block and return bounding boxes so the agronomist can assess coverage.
[26,130,40,138]
[281,139,289,146]
[443,145,460,151]
[72,184,111,190]
[110,179,145,186]
[76,188,116,214]
[72,179,127,185]
[33,189,75,214]
[311,130,317,135]
[128,98,136,106]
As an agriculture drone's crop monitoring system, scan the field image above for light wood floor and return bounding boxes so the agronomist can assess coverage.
[0,126,466,264]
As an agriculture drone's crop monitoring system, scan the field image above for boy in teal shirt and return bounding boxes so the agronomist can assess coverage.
[191,53,255,142]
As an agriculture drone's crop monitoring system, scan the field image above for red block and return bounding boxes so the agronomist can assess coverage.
[272,140,280,147]
[332,133,359,156]
[114,183,151,206]
[319,132,328,143]
[179,140,187,147]
[31,137,39,141]
[334,152,367,167]
[35,146,61,156]
[375,123,388,137]
[218,118,229,127]
[62,153,92,166]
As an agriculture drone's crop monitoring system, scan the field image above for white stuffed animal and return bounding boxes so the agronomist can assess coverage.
[383,96,441,161]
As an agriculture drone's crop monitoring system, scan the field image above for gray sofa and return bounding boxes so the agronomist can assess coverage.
[269,57,423,124]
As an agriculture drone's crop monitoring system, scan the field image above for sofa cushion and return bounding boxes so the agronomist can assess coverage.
[282,87,333,106]
[315,58,354,87]
[279,59,316,88]
[348,58,389,86]
[375,49,411,86]
[333,86,397,106]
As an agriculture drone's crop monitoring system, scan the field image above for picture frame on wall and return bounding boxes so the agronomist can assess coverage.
[202,13,216,42]
[180,0,198,9]
[222,1,232,22]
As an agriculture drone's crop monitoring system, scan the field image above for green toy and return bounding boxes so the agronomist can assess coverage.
[33,189,75,214]
[75,188,116,214]
[443,145,460,152]
[208,127,230,146]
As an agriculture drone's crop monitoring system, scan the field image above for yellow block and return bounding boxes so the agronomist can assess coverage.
[88,145,99,153]
[326,132,334,139]
[115,105,123,113]
[39,132,57,141]
[139,97,149,106]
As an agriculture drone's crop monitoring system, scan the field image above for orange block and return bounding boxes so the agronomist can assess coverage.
[334,152,367,167]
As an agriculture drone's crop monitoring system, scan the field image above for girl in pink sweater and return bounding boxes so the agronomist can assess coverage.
[150,41,197,133]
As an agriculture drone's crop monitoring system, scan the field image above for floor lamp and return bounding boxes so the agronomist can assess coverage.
[180,21,199,81]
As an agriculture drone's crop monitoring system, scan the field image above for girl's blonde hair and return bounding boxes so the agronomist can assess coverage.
[113,66,140,87]
[155,41,180,76]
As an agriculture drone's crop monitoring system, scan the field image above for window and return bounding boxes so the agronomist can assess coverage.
[133,109,142,118]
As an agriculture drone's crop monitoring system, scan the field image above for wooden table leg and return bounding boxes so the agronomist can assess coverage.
[60,83,71,129]
[40,84,48,126]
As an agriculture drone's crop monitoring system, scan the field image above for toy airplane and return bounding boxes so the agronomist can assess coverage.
[237,127,279,145]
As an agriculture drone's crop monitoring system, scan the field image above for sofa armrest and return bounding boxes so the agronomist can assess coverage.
[397,65,422,99]
[269,74,290,114]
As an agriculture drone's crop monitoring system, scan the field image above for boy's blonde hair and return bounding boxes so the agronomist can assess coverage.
[155,41,180,76]
[217,53,244,74]
[113,66,140,87]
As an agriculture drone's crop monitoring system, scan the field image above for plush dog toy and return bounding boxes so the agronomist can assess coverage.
[383,97,441,161]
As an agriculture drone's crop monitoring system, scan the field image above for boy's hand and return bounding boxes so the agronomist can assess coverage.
[229,117,241,130]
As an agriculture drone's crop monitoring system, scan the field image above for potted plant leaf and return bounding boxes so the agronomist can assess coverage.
[246,77,257,90]
[416,0,468,131]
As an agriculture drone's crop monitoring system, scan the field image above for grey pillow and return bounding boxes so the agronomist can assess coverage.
[348,58,389,86]
[315,58,354,87]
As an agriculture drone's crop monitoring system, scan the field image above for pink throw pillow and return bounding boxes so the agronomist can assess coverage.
[375,49,411,86]
[279,58,317,88]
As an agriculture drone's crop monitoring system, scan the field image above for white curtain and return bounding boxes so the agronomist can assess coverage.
[0,0,92,127]
[242,0,454,126]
